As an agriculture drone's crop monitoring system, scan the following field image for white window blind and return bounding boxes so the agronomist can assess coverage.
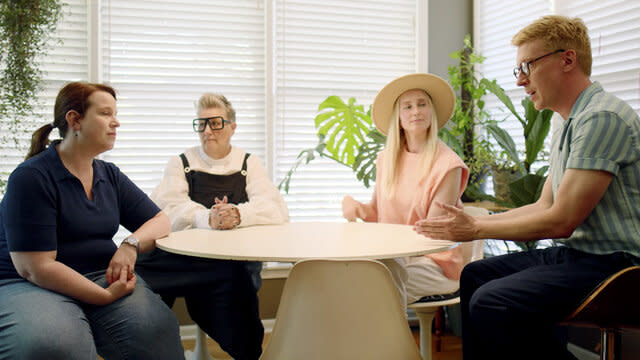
[100,0,266,192]
[475,0,640,174]
[274,0,417,221]
[555,0,640,115]
[2,1,419,224]
[474,0,552,161]
[0,0,88,192]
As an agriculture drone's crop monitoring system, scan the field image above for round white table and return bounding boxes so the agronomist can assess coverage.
[156,221,458,262]
[157,222,458,360]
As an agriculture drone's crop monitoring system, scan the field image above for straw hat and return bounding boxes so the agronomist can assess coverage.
[371,73,455,135]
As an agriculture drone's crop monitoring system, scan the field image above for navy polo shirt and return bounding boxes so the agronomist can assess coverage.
[0,141,160,279]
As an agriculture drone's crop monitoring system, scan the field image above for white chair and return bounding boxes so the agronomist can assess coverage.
[408,205,489,360]
[185,326,216,360]
[260,259,422,360]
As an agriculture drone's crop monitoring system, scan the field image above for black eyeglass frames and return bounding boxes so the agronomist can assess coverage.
[513,49,565,79]
[192,117,232,132]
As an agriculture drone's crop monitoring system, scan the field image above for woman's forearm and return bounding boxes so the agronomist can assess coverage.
[11,252,112,305]
[131,211,171,253]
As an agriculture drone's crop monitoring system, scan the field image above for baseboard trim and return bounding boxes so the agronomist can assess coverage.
[179,319,276,340]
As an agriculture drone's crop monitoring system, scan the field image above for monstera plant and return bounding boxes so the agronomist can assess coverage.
[278,96,385,193]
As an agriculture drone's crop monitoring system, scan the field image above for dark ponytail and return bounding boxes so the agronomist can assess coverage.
[25,123,56,160]
[25,82,116,160]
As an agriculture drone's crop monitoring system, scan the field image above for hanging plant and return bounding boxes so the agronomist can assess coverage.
[0,0,63,192]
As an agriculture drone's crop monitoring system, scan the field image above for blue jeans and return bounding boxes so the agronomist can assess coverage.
[460,247,636,360]
[0,272,184,360]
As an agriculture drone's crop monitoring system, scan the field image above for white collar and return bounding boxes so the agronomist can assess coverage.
[198,146,234,167]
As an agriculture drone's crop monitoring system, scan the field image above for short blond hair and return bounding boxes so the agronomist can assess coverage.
[512,15,592,76]
[196,93,236,122]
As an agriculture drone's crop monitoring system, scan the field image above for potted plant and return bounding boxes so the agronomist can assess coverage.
[280,36,500,201]
[481,79,553,208]
[278,96,385,193]
[0,0,63,193]
[477,79,554,252]
[439,35,498,202]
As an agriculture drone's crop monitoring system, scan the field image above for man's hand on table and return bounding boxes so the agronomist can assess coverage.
[413,201,477,241]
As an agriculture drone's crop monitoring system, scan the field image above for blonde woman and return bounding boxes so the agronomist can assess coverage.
[342,73,469,306]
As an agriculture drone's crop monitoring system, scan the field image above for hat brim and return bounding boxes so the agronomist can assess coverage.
[372,73,455,135]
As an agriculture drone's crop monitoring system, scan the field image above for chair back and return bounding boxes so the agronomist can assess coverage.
[260,259,422,360]
[564,265,640,329]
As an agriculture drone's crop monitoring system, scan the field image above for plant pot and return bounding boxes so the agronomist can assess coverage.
[461,166,489,202]
[491,166,520,204]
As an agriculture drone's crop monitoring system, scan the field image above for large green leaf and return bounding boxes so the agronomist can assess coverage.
[315,96,372,166]
[535,166,549,177]
[522,98,552,169]
[486,123,525,174]
[438,127,463,158]
[353,129,386,188]
[509,173,545,207]
[481,78,524,126]
[522,97,538,135]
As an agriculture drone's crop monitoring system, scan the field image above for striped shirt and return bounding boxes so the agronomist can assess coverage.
[550,82,640,259]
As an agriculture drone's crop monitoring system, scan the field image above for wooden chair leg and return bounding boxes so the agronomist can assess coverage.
[601,328,620,360]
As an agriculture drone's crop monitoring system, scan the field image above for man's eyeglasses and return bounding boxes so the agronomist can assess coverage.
[513,49,565,79]
[192,117,232,132]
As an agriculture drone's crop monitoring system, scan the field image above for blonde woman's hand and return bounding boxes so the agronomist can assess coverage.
[342,195,367,222]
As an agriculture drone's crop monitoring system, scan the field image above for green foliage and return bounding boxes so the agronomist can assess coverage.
[278,97,385,192]
[0,0,63,193]
[483,79,553,207]
[314,96,373,166]
[439,35,495,199]
[0,0,63,132]
[353,129,386,188]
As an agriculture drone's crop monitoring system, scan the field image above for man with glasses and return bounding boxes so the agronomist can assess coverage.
[137,93,289,360]
[414,15,640,359]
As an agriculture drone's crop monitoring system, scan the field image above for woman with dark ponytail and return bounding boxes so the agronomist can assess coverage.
[0,82,184,359]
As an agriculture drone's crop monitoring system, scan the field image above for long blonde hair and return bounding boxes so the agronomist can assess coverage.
[381,90,439,197]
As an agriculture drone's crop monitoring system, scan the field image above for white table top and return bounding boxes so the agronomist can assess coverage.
[156,222,458,262]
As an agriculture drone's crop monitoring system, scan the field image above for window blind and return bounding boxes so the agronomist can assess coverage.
[475,0,640,170]
[0,0,88,193]
[274,0,417,221]
[100,0,266,192]
[556,0,640,115]
[474,0,552,161]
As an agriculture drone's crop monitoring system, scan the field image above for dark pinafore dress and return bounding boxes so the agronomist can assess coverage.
[136,152,263,294]
[135,151,265,360]
[178,152,262,290]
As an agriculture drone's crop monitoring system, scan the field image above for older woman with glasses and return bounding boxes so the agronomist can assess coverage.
[136,93,289,360]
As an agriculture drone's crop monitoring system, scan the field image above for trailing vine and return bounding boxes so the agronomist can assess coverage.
[0,0,63,192]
